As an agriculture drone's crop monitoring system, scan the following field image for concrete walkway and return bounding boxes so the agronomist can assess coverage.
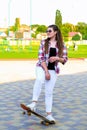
[0,59,87,83]
[0,59,87,130]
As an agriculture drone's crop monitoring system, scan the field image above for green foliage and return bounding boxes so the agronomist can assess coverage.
[55,10,62,29]
[63,37,68,42]
[72,34,81,41]
[61,23,74,39]
[15,18,20,31]
[36,25,47,33]
[76,22,87,40]
[31,24,39,29]
[82,34,87,40]
[31,33,36,38]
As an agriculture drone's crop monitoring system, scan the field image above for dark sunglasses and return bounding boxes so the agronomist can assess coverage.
[46,30,52,33]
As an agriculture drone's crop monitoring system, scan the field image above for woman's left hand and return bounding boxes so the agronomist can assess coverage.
[49,56,59,63]
[45,71,50,80]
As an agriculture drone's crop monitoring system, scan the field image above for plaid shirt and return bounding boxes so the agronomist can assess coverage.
[36,40,68,74]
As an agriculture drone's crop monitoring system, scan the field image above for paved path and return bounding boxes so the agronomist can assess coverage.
[0,59,87,83]
[0,59,87,130]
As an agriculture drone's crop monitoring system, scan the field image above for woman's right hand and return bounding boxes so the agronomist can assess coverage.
[45,71,50,80]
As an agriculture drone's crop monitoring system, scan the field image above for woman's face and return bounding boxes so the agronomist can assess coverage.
[46,27,57,39]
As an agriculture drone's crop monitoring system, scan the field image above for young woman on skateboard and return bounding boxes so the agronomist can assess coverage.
[27,24,68,121]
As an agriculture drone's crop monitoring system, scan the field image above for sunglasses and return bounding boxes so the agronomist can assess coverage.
[46,30,52,33]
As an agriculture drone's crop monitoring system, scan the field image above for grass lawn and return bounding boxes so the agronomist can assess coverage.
[0,43,87,59]
[68,45,87,58]
[0,51,38,59]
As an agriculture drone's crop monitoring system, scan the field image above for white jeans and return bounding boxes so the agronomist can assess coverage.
[32,66,57,113]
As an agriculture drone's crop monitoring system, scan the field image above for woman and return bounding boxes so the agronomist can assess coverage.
[27,24,68,121]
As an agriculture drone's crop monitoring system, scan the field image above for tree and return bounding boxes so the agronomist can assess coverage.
[15,18,20,31]
[72,34,81,41]
[36,25,47,33]
[55,10,62,29]
[31,25,47,38]
[31,24,39,29]
[61,23,75,41]
[75,22,87,40]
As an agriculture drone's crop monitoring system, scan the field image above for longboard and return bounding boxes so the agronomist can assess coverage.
[20,103,55,126]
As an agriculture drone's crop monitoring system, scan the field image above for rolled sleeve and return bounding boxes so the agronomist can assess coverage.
[62,45,68,64]
[38,40,46,63]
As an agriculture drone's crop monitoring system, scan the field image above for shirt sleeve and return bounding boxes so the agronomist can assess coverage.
[62,44,68,64]
[38,40,46,63]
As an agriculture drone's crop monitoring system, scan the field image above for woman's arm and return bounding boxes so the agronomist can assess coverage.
[48,45,68,64]
[41,62,50,80]
[38,40,50,80]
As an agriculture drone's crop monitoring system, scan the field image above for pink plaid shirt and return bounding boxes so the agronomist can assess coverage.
[36,40,68,74]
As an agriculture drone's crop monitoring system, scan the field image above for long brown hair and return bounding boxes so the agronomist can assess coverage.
[44,24,64,57]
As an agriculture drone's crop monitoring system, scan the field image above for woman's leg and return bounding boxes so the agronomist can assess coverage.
[32,66,45,101]
[27,66,45,110]
[45,70,57,114]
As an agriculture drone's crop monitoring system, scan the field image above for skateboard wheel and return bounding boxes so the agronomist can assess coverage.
[41,121,43,124]
[22,111,26,114]
[41,121,49,126]
[51,121,56,124]
[45,122,49,126]
[28,112,31,116]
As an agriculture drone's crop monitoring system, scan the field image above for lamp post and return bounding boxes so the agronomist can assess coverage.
[29,0,32,40]
[8,0,12,37]
[29,0,32,50]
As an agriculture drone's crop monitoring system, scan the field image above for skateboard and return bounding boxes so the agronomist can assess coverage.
[20,103,55,126]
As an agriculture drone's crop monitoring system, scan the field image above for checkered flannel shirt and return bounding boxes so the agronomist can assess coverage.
[36,40,68,74]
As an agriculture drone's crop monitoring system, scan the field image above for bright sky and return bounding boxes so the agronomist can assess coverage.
[0,0,87,27]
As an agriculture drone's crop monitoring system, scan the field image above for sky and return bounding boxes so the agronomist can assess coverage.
[0,0,87,27]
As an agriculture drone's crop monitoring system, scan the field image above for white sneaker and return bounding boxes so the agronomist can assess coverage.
[27,102,36,111]
[46,115,55,122]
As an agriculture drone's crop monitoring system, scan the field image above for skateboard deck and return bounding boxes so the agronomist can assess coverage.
[20,103,55,126]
